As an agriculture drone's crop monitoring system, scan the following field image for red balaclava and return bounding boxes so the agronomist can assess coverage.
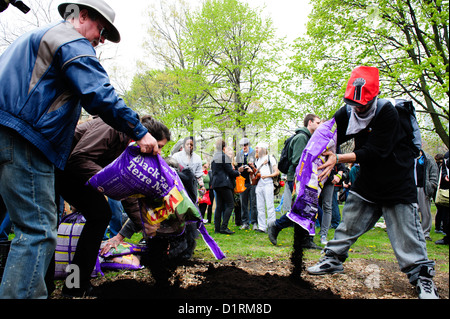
[343,66,379,107]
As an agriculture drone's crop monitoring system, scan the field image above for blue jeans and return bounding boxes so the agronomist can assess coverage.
[104,198,124,240]
[326,192,435,284]
[319,183,334,237]
[0,213,11,241]
[331,186,341,228]
[239,184,256,225]
[0,126,57,298]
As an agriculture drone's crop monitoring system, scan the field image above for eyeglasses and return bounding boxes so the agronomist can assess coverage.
[100,28,109,40]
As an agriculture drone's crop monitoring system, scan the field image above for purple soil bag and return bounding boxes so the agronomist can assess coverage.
[99,242,147,271]
[100,241,147,258]
[100,254,144,271]
[88,145,176,201]
[88,144,226,260]
[54,212,103,279]
[287,119,337,235]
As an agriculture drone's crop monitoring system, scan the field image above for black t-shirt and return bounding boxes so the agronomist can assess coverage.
[334,100,417,205]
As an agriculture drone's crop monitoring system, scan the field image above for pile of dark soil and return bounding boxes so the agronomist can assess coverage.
[51,256,448,300]
[94,260,338,299]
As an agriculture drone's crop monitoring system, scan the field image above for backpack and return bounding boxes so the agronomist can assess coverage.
[268,156,283,196]
[278,130,307,174]
[346,98,422,157]
[272,173,283,196]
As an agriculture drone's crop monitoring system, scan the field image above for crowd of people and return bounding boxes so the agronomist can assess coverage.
[0,0,447,300]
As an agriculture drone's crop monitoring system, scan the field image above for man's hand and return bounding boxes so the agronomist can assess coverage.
[318,150,337,182]
[136,132,159,155]
[100,234,124,256]
[318,151,356,182]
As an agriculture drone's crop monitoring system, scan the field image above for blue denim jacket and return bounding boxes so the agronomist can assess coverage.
[0,21,147,170]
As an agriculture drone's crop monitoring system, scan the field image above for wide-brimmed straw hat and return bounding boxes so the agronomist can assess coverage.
[58,0,121,43]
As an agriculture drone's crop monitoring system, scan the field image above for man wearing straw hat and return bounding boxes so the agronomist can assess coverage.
[0,0,158,298]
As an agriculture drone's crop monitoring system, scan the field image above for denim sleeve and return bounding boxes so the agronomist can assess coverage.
[62,51,147,141]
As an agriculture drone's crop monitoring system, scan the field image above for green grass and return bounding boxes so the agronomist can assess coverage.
[23,203,442,274]
[8,203,442,271]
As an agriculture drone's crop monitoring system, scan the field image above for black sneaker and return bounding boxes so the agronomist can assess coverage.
[267,224,280,245]
[435,238,448,245]
[301,237,322,250]
[219,228,235,235]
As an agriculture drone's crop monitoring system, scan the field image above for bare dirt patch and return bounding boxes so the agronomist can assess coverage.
[52,257,448,299]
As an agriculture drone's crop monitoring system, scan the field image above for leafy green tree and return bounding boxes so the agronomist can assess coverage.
[133,0,287,152]
[180,0,286,134]
[286,0,449,148]
[130,0,213,142]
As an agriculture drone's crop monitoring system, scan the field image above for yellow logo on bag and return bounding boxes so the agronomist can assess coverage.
[142,186,184,225]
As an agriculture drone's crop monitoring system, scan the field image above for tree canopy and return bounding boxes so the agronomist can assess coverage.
[2,0,446,153]
[128,0,288,155]
[285,0,449,148]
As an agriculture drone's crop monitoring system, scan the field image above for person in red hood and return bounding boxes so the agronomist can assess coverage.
[307,66,439,299]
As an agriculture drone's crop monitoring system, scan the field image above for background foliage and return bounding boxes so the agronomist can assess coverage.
[0,0,448,156]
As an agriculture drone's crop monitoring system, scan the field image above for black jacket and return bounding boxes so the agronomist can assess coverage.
[210,151,240,190]
[334,100,417,205]
[235,148,256,184]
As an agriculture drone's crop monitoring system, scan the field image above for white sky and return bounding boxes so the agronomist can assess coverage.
[101,0,312,88]
[1,0,312,88]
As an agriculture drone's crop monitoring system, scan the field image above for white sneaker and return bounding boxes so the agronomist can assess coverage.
[320,236,328,245]
[307,253,344,275]
[416,277,439,299]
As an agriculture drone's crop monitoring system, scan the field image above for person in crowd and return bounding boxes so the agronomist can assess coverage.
[307,65,439,299]
[225,146,243,226]
[343,163,360,200]
[415,149,438,241]
[55,115,170,297]
[198,161,212,221]
[434,154,445,234]
[204,162,215,224]
[435,152,449,246]
[253,143,279,233]
[173,137,205,201]
[0,0,158,299]
[319,163,345,245]
[267,114,321,247]
[103,198,125,240]
[210,139,240,234]
[236,138,257,230]
[341,164,352,202]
